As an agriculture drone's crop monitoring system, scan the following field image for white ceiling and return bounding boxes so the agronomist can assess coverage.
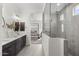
[3,3,44,17]
[2,3,69,16]
[2,3,69,23]
[15,3,44,12]
[2,3,44,24]
[51,3,69,14]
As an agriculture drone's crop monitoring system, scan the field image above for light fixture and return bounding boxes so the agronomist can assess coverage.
[57,3,61,6]
[12,13,20,20]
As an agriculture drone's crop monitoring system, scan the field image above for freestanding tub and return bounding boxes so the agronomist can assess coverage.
[42,33,67,56]
[49,38,66,56]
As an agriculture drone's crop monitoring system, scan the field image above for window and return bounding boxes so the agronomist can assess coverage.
[73,4,79,16]
[60,14,64,32]
[60,14,64,21]
[61,24,64,32]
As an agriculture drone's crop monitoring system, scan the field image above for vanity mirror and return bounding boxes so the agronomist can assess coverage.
[20,22,25,31]
[14,22,19,31]
[14,22,25,31]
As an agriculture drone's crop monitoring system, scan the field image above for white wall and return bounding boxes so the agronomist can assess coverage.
[2,4,19,38]
[50,13,58,37]
[0,3,2,56]
[42,33,49,56]
[42,4,50,56]
[64,4,79,55]
[2,4,32,45]
[21,14,31,45]
[42,3,68,56]
[0,4,7,39]
[30,13,42,34]
[35,13,42,34]
[57,3,79,55]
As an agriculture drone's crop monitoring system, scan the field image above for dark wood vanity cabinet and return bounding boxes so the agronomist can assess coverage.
[21,35,26,48]
[2,40,16,56]
[16,38,22,54]
[2,35,26,56]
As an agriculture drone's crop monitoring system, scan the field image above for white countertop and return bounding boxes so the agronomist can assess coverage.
[2,33,26,46]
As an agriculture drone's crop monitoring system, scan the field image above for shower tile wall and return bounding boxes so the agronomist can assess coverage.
[59,3,79,56]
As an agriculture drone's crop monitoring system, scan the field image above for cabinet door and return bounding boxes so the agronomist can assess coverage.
[21,35,26,48]
[8,44,16,56]
[16,38,22,54]
[2,41,16,56]
[22,35,26,47]
[2,46,10,56]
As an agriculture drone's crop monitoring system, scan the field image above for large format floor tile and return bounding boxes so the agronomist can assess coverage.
[17,44,43,56]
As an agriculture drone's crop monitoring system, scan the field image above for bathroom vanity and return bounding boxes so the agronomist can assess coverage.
[2,34,26,56]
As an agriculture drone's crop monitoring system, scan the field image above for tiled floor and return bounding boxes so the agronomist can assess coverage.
[17,44,43,56]
[31,38,42,44]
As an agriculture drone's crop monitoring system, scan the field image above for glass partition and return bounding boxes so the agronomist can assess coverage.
[43,3,51,36]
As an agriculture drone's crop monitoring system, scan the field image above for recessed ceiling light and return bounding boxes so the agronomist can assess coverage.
[57,3,60,6]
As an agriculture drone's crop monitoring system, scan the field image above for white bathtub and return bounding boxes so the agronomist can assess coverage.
[42,33,66,56]
[49,38,65,56]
